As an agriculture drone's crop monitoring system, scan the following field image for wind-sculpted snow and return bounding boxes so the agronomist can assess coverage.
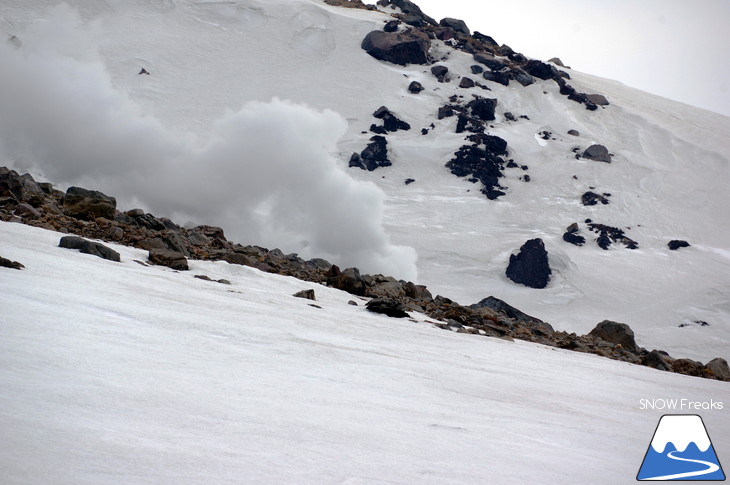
[0,5,417,280]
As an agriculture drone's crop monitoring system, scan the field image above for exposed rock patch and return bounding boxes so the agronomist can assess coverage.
[148,249,188,271]
[63,186,116,220]
[0,255,24,270]
[668,240,690,250]
[506,238,551,289]
[582,144,612,163]
[349,136,390,171]
[59,236,121,262]
[361,28,430,65]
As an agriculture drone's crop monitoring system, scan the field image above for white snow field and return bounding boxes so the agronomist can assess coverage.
[1,221,728,485]
[1,0,729,361]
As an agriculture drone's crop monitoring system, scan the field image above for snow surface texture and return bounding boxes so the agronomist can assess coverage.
[1,221,729,485]
[0,0,729,363]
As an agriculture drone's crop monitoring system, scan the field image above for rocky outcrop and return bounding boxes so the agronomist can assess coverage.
[668,240,690,250]
[430,65,449,83]
[370,106,411,133]
[59,236,121,262]
[63,186,117,220]
[293,289,316,301]
[506,238,551,289]
[446,134,511,200]
[408,81,423,94]
[581,191,610,206]
[361,28,430,66]
[376,0,437,26]
[349,135,390,171]
[439,17,469,35]
[366,298,410,318]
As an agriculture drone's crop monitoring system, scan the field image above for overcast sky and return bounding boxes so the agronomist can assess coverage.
[415,0,730,117]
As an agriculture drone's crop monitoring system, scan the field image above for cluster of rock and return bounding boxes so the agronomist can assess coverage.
[1,166,726,382]
[349,106,411,171]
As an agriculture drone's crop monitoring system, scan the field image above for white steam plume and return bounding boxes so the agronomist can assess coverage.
[0,5,418,281]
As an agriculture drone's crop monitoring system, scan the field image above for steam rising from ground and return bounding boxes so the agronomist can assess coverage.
[0,5,418,280]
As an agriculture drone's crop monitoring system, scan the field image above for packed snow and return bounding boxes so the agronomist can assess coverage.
[1,221,728,484]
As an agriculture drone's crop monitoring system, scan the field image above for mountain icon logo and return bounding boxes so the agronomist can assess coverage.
[637,414,726,481]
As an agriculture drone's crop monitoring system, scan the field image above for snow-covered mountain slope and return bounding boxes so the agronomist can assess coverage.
[1,0,728,364]
[1,221,728,485]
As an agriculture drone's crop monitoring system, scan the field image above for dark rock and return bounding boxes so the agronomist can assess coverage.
[668,240,690,250]
[383,20,400,32]
[472,31,499,48]
[446,138,509,199]
[130,212,166,231]
[587,223,638,250]
[472,54,506,72]
[293,289,316,301]
[470,65,484,74]
[567,129,580,136]
[377,0,437,26]
[705,358,730,380]
[408,81,424,93]
[588,320,638,353]
[430,65,449,82]
[563,231,586,246]
[372,106,411,132]
[459,77,475,89]
[482,71,509,86]
[470,296,553,331]
[435,27,454,41]
[328,266,368,296]
[504,112,516,121]
[0,255,24,270]
[671,358,706,378]
[353,136,390,171]
[439,17,470,35]
[506,238,551,289]
[348,300,359,306]
[582,144,611,163]
[59,236,121,262]
[510,69,534,86]
[548,57,566,67]
[466,97,497,121]
[585,94,609,106]
[404,178,415,185]
[63,186,116,220]
[438,105,455,119]
[581,191,610,206]
[366,298,410,318]
[361,29,431,66]
[642,350,673,371]
[148,249,188,271]
[523,59,557,80]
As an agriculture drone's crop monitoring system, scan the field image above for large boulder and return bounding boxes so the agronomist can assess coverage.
[59,236,121,262]
[706,358,730,380]
[366,298,410,318]
[377,0,437,26]
[148,249,188,271]
[588,320,638,353]
[506,238,551,289]
[439,17,470,35]
[523,60,558,80]
[361,29,430,66]
[470,296,553,332]
[582,144,611,163]
[63,186,116,220]
[350,136,390,171]
[327,266,368,296]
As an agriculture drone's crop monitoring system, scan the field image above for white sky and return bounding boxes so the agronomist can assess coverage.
[415,0,730,117]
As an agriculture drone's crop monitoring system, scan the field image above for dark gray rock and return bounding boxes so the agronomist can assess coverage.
[327,266,368,296]
[523,59,558,80]
[470,296,553,331]
[0,255,24,270]
[378,0,437,25]
[642,350,674,371]
[510,69,534,86]
[472,54,506,72]
[467,97,498,121]
[15,202,41,219]
[63,186,116,220]
[568,129,580,136]
[470,65,484,74]
[430,65,449,82]
[383,20,400,32]
[408,81,424,93]
[506,238,551,289]
[293,289,316,301]
[588,320,638,353]
[439,17,470,35]
[59,236,121,262]
[585,94,609,106]
[361,29,431,66]
[148,249,188,271]
[668,240,690,250]
[372,106,411,132]
[582,144,611,163]
[548,57,565,67]
[366,298,410,318]
[459,77,475,89]
[581,191,610,206]
[482,71,509,86]
[351,136,390,171]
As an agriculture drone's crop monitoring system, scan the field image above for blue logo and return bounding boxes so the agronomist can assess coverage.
[637,414,726,481]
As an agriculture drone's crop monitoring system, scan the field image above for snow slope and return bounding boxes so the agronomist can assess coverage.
[1,221,728,485]
[0,3,728,357]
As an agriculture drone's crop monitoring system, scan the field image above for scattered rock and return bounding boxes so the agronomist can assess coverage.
[504,112,516,121]
[350,136,391,171]
[506,238,551,289]
[361,29,431,66]
[567,129,580,136]
[548,57,566,67]
[371,106,411,132]
[523,59,557,80]
[642,350,674,372]
[472,53,506,72]
[148,248,188,271]
[668,240,690,250]
[430,65,449,82]
[293,289,317,301]
[588,320,638,353]
[404,178,415,185]
[446,134,510,200]
[563,231,586,246]
[581,191,610,206]
[459,77,475,89]
[63,186,117,220]
[587,223,638,250]
[376,0,437,26]
[383,20,400,32]
[482,71,509,86]
[348,300,359,306]
[366,298,410,318]
[14,202,41,219]
[59,236,121,262]
[470,296,553,331]
[0,255,24,270]
[671,358,706,378]
[470,65,484,74]
[438,17,470,35]
[585,94,609,106]
[582,144,611,163]
[408,81,424,93]
[327,266,368,296]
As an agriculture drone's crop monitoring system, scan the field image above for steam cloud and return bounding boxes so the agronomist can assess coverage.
[0,5,418,280]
